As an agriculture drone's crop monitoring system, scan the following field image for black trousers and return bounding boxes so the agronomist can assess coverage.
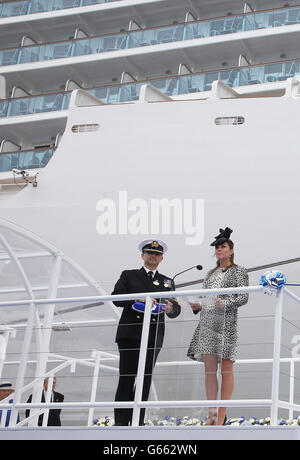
[114,340,161,426]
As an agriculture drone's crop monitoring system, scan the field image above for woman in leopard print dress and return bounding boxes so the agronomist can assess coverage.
[187,228,249,425]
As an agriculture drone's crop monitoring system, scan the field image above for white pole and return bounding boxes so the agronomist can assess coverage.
[289,360,295,421]
[131,295,152,427]
[42,376,54,427]
[0,331,9,380]
[29,254,62,427]
[88,351,101,426]
[270,288,284,426]
[10,302,36,426]
[39,255,62,372]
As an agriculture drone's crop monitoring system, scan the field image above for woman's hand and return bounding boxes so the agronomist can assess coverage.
[189,302,201,311]
[213,296,225,307]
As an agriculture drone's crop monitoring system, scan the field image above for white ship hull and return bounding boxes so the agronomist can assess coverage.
[1,89,299,286]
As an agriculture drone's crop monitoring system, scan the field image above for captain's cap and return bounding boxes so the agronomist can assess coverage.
[0,381,14,390]
[139,239,168,254]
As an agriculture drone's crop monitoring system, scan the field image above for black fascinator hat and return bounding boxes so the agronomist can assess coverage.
[210,227,233,247]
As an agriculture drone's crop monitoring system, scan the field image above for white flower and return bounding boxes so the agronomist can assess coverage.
[93,416,114,427]
[229,418,241,424]
[146,420,154,426]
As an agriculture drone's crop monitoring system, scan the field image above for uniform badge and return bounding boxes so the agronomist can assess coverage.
[153,280,160,286]
[164,279,172,288]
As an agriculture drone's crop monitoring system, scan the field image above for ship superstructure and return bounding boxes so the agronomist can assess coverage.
[1,0,300,190]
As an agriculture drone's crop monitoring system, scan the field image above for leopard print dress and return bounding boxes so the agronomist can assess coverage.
[187,265,249,363]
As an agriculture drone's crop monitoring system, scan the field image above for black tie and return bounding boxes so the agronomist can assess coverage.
[148,271,153,278]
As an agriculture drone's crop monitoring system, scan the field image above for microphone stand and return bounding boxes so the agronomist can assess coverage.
[172,265,203,289]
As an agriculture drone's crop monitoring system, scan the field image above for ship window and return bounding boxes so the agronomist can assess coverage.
[215,116,245,125]
[71,124,99,133]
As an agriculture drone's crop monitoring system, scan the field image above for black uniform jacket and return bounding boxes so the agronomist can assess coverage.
[111,267,181,348]
[26,391,64,426]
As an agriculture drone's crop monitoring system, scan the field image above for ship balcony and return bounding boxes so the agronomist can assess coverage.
[0,145,56,198]
[0,0,239,51]
[0,64,299,178]
[0,0,119,18]
[0,57,299,120]
[0,109,66,169]
[1,5,300,94]
[0,146,54,173]
[0,0,291,28]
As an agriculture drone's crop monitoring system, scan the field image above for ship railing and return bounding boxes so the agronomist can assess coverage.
[0,0,119,19]
[1,5,300,66]
[0,147,55,172]
[0,283,299,427]
[0,348,118,427]
[0,57,299,122]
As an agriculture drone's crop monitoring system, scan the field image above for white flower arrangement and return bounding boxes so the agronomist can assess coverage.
[92,415,300,427]
[219,416,300,426]
[146,416,204,427]
[93,416,114,427]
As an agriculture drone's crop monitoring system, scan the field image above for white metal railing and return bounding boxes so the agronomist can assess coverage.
[0,283,300,427]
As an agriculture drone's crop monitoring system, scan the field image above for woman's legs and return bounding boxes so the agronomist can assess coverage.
[202,354,218,424]
[218,359,234,425]
[202,355,234,425]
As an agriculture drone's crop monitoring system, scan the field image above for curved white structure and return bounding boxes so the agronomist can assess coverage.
[0,217,119,427]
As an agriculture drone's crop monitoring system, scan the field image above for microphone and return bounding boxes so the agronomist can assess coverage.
[172,265,203,287]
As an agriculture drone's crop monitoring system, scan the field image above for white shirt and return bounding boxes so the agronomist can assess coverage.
[43,390,54,402]
[143,267,157,278]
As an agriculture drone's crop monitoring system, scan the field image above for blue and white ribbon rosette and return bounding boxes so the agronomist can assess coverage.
[132,302,166,315]
[260,270,287,291]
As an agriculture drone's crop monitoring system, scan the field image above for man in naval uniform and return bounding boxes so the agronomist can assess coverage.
[111,240,180,426]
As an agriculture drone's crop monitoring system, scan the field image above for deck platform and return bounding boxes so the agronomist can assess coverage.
[1,425,300,440]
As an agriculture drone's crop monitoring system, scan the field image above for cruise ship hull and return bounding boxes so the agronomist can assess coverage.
[1,93,299,286]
